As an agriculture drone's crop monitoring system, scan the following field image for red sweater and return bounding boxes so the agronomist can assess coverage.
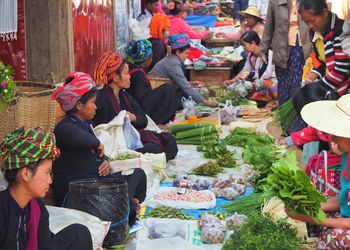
[286,126,332,146]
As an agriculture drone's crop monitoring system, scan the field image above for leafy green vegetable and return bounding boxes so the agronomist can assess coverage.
[273,99,297,132]
[192,161,224,176]
[197,140,228,159]
[222,212,300,250]
[263,151,327,224]
[223,192,264,215]
[216,151,238,168]
[112,153,137,161]
[222,127,273,147]
[146,206,194,220]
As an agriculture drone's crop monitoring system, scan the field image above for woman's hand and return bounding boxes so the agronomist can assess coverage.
[191,81,204,87]
[285,208,318,224]
[278,138,287,146]
[304,72,319,84]
[97,143,105,157]
[331,142,342,156]
[203,99,218,107]
[98,160,111,176]
[127,112,137,123]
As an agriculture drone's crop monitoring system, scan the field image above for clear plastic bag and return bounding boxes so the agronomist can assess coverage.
[148,221,186,239]
[181,96,196,117]
[122,116,143,150]
[220,100,238,125]
[225,213,247,229]
[199,213,220,229]
[173,175,211,191]
[200,222,226,244]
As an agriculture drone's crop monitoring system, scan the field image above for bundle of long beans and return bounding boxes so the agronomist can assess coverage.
[272,99,297,132]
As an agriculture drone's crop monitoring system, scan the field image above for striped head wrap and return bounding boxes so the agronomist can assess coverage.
[149,13,170,39]
[125,40,153,63]
[0,128,60,171]
[93,51,124,87]
[51,71,94,112]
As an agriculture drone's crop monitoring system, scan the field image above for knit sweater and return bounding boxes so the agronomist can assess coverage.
[311,12,350,96]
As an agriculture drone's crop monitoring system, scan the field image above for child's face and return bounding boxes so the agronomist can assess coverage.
[332,136,350,153]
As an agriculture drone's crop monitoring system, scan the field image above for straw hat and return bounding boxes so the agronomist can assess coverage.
[240,6,264,22]
[301,94,350,138]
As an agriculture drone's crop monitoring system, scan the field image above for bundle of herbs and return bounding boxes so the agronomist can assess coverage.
[146,206,194,220]
[223,192,264,215]
[272,99,297,132]
[222,212,300,250]
[263,152,327,223]
[197,140,228,159]
[222,127,273,147]
[192,161,224,177]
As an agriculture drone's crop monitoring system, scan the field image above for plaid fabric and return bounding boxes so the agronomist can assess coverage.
[0,128,60,170]
[93,51,124,87]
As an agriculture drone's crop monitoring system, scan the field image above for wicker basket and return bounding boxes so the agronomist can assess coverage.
[148,75,170,90]
[15,81,57,131]
[0,98,18,140]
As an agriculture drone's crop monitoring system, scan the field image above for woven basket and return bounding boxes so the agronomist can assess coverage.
[148,75,170,90]
[0,98,18,140]
[15,81,57,131]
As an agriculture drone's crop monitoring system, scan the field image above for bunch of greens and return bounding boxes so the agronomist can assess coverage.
[113,153,137,161]
[223,192,263,215]
[273,99,297,132]
[222,212,300,250]
[0,62,16,111]
[204,211,229,220]
[192,161,224,177]
[222,127,273,147]
[146,206,194,220]
[263,152,327,223]
[216,151,237,168]
[197,140,228,159]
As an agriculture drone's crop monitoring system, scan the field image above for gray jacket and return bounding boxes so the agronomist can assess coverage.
[150,54,204,103]
[259,0,312,69]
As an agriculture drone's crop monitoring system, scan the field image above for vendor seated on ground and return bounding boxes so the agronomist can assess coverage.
[0,128,93,250]
[51,72,147,226]
[216,6,265,40]
[125,39,178,125]
[92,52,178,161]
[150,33,218,108]
[286,94,350,250]
[138,0,159,22]
[147,13,171,72]
[169,1,213,39]
[223,30,277,103]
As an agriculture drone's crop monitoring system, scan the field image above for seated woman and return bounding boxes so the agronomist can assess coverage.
[51,72,147,226]
[217,6,265,40]
[125,39,178,124]
[287,94,350,249]
[150,33,218,107]
[148,13,171,72]
[0,128,93,250]
[169,1,213,39]
[223,30,277,103]
[92,52,178,161]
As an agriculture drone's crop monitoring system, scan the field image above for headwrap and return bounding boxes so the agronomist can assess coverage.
[149,13,170,39]
[168,33,191,50]
[93,51,124,87]
[0,128,60,171]
[51,72,94,112]
[125,40,153,63]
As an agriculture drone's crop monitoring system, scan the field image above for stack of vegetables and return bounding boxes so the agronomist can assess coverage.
[273,99,297,132]
[171,122,219,145]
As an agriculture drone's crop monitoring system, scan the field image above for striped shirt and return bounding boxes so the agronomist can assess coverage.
[311,13,350,96]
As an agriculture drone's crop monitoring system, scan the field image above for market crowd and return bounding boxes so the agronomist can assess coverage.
[1,0,350,249]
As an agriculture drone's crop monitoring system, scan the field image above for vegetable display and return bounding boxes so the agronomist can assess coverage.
[223,192,263,215]
[176,126,218,140]
[222,213,300,250]
[273,99,297,132]
[210,177,245,200]
[199,213,226,244]
[112,153,137,161]
[154,190,213,203]
[192,162,224,177]
[171,122,212,134]
[146,206,194,220]
[263,152,327,223]
[197,140,228,159]
[216,151,237,168]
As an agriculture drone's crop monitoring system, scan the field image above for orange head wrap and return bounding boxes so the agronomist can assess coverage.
[93,51,124,87]
[149,13,171,39]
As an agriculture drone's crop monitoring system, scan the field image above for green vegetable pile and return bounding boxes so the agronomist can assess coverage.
[192,161,224,177]
[273,99,297,132]
[171,122,219,145]
[197,140,228,159]
[263,152,327,223]
[216,151,237,168]
[222,127,273,147]
[223,192,263,215]
[113,153,137,161]
[222,213,300,250]
[146,206,194,220]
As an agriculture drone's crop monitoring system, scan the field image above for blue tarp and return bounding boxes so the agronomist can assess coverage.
[185,15,217,28]
[145,182,254,219]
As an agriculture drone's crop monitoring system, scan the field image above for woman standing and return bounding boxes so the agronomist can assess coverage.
[125,39,178,124]
[259,0,312,133]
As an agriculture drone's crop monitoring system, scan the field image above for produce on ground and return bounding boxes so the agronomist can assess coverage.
[263,152,327,223]
[199,213,226,244]
[223,192,263,215]
[146,206,194,220]
[173,176,211,191]
[273,99,297,132]
[192,161,224,177]
[222,213,300,250]
[176,134,219,145]
[112,153,138,161]
[210,177,245,200]
[171,122,212,134]
[176,126,218,140]
[154,190,213,203]
[216,151,237,168]
[197,140,228,159]
[203,211,229,220]
[225,213,247,230]
[222,127,273,147]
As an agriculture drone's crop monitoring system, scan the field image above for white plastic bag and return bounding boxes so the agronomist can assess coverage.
[147,219,186,239]
[123,117,143,150]
[220,100,237,125]
[47,206,110,250]
[182,96,196,117]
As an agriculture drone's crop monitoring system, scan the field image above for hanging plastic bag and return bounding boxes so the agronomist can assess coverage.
[220,100,238,125]
[122,116,143,150]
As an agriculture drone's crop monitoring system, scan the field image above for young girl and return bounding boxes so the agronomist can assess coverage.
[0,128,92,249]
[287,94,350,249]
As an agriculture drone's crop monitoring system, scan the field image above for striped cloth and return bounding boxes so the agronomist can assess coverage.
[311,13,350,96]
[0,128,60,170]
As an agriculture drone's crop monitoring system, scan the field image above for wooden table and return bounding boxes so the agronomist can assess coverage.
[187,65,233,85]
[202,38,234,49]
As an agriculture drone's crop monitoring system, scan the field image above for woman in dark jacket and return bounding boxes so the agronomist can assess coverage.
[52,72,147,226]
[92,51,178,161]
[0,128,92,250]
[125,39,178,124]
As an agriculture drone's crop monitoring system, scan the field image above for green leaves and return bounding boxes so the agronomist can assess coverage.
[263,152,327,224]
[197,140,228,159]
[0,61,16,110]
